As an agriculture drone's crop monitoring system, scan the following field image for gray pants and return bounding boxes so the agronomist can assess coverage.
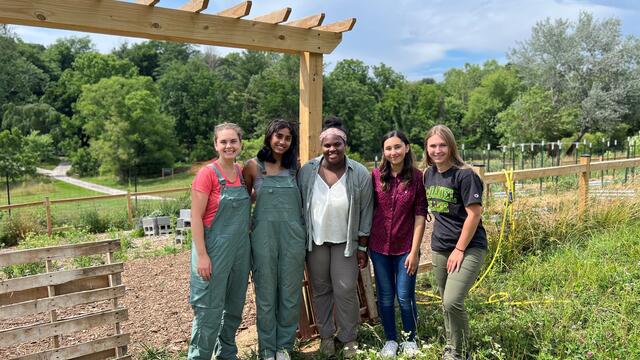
[432,247,486,355]
[307,242,360,342]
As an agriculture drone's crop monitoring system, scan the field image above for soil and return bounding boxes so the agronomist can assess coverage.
[1,225,433,359]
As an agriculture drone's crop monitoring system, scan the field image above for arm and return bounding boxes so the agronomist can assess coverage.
[447,204,482,273]
[242,159,257,203]
[191,189,212,280]
[357,168,374,269]
[404,215,425,275]
[405,170,428,275]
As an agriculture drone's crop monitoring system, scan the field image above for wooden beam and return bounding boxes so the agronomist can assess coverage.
[0,275,111,306]
[286,13,325,29]
[0,0,343,54]
[299,52,323,163]
[15,334,130,360]
[180,0,209,13]
[314,18,356,33]
[253,7,291,24]
[137,0,160,5]
[0,263,123,294]
[0,308,128,347]
[0,285,126,320]
[217,1,252,19]
[0,239,121,267]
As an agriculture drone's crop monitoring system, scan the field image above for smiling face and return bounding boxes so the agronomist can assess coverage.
[383,136,409,168]
[269,127,292,157]
[214,128,241,161]
[321,134,346,165]
[426,134,451,168]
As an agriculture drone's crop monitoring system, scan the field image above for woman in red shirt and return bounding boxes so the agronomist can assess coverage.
[370,130,427,357]
[188,123,251,360]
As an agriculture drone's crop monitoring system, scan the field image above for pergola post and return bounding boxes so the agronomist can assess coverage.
[299,52,323,163]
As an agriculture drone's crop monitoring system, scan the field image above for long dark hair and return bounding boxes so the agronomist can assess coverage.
[379,130,415,191]
[257,119,298,169]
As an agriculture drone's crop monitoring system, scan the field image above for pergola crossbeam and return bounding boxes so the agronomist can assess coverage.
[216,1,252,19]
[137,0,160,6]
[314,18,356,33]
[0,0,344,54]
[253,7,291,24]
[285,13,325,29]
[179,0,209,13]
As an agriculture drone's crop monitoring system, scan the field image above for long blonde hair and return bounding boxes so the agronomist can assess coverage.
[423,124,468,169]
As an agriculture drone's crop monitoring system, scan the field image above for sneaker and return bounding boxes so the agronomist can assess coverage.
[400,341,418,357]
[276,350,290,360]
[319,337,336,356]
[380,340,398,358]
[442,345,454,360]
[343,341,358,358]
[264,357,275,360]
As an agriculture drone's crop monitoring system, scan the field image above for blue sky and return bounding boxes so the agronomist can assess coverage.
[8,0,640,80]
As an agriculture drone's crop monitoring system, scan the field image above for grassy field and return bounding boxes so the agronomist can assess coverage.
[78,171,194,192]
[0,176,101,206]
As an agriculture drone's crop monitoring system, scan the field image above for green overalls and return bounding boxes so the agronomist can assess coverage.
[251,159,306,358]
[188,164,251,360]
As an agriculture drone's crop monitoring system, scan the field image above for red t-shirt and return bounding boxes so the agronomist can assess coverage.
[191,162,243,227]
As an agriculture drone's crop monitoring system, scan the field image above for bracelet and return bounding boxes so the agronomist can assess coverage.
[455,246,465,252]
[357,245,368,252]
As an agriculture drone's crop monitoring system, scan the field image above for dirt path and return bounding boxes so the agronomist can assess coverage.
[36,162,162,200]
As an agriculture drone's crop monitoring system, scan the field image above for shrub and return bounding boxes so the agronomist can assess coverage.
[0,212,46,247]
[70,147,100,176]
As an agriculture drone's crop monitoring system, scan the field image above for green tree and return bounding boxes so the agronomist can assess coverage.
[113,40,196,79]
[496,86,575,144]
[42,37,94,80]
[157,58,231,160]
[0,34,49,110]
[75,76,177,181]
[244,55,299,135]
[462,66,522,147]
[0,129,43,206]
[509,12,640,142]
[2,103,67,152]
[43,52,138,117]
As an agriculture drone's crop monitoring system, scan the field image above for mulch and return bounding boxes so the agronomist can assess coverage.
[1,225,432,358]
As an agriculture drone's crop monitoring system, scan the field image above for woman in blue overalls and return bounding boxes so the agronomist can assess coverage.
[243,119,306,360]
[188,123,251,360]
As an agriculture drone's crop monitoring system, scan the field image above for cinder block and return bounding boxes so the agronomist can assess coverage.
[142,217,158,236]
[157,216,172,235]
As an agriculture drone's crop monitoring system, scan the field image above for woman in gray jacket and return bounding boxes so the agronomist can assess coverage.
[297,116,374,358]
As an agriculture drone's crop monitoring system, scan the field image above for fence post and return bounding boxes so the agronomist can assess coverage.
[578,155,591,218]
[127,191,134,225]
[45,196,52,236]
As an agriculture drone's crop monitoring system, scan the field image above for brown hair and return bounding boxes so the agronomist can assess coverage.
[423,124,468,169]
[213,122,243,144]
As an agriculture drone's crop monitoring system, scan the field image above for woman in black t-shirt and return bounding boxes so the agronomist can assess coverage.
[423,124,487,360]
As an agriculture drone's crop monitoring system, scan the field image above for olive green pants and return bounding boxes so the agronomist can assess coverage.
[432,247,486,356]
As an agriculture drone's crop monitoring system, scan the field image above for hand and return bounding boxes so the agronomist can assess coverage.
[357,250,368,269]
[197,253,212,281]
[404,251,420,276]
[447,249,464,273]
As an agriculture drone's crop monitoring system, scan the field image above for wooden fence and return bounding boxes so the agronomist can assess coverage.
[0,239,130,359]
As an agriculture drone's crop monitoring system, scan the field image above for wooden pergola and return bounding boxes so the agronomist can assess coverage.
[0,0,356,162]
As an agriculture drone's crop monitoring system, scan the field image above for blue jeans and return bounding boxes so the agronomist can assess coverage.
[370,250,418,342]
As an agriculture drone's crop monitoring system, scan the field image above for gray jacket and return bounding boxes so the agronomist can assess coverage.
[297,155,374,257]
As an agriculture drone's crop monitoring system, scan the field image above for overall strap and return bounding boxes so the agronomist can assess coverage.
[235,164,246,186]
[255,158,267,175]
[209,163,227,186]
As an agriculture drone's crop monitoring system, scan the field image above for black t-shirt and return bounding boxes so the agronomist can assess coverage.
[424,166,488,252]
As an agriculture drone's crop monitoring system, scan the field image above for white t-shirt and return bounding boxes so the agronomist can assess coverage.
[311,173,349,245]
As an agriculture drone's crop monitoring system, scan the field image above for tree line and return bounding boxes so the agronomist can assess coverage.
[1,12,640,182]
